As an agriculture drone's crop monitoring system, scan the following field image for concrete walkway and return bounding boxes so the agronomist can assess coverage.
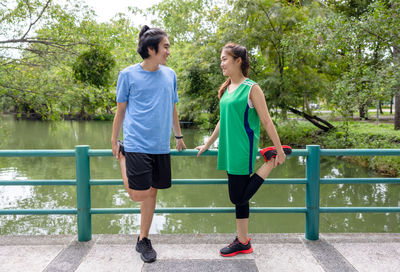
[1,233,399,272]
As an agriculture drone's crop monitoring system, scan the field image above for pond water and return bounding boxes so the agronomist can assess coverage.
[0,115,399,235]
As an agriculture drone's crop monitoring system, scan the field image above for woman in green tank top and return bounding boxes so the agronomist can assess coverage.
[196,43,291,257]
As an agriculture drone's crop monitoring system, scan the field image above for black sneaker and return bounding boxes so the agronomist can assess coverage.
[136,237,157,263]
[117,140,125,156]
[220,237,253,257]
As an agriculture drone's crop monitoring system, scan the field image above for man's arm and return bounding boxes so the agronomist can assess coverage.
[172,104,186,151]
[111,102,127,159]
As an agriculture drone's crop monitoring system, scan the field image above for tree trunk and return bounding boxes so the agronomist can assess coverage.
[303,94,308,113]
[287,107,334,132]
[390,95,393,114]
[359,107,365,120]
[394,46,400,130]
[359,105,367,120]
[395,92,400,130]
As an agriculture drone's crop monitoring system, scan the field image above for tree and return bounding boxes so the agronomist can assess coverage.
[0,0,95,119]
[149,0,336,130]
[216,0,334,130]
[299,0,397,129]
[361,0,400,129]
[73,46,116,88]
[2,0,399,129]
[0,0,93,67]
[0,1,140,120]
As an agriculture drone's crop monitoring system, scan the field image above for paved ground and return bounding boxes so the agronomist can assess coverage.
[1,233,399,272]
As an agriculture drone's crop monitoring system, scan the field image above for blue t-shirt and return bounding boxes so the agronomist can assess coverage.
[116,63,178,154]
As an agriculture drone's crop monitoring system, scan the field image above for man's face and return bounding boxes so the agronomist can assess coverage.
[149,36,170,65]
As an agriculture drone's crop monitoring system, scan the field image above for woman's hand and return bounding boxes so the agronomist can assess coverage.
[274,149,286,167]
[195,144,209,157]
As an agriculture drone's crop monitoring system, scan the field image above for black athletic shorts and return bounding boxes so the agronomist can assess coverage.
[125,152,172,190]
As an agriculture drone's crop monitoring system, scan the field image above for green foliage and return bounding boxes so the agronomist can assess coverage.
[0,1,141,120]
[327,0,377,18]
[299,0,398,123]
[73,47,116,87]
[260,120,319,147]
[214,0,326,111]
[262,120,400,176]
[1,0,399,128]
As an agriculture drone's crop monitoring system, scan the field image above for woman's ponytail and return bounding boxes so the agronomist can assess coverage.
[218,78,231,99]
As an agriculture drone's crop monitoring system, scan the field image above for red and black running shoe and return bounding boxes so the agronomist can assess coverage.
[259,145,292,162]
[220,237,253,257]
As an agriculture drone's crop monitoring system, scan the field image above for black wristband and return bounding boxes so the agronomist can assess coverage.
[175,135,183,139]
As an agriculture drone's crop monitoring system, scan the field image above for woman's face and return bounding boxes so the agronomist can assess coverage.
[220,49,241,77]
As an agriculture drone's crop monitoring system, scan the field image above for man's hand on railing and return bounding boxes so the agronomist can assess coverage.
[176,138,186,151]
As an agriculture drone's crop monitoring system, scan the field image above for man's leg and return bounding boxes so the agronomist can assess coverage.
[136,152,171,240]
[119,154,157,237]
[119,154,153,200]
[139,187,157,240]
[119,155,132,198]
[118,154,157,262]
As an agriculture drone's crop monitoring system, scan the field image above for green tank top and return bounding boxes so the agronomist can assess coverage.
[217,78,260,175]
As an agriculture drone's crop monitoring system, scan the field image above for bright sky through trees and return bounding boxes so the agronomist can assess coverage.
[82,0,162,24]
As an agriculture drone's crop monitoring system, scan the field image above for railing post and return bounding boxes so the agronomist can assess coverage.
[75,145,92,241]
[305,145,320,240]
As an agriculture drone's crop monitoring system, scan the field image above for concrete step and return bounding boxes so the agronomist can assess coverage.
[1,233,399,272]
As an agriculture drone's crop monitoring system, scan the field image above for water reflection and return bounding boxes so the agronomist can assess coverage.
[1,115,399,235]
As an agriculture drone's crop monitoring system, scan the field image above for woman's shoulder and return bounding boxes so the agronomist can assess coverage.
[243,78,257,86]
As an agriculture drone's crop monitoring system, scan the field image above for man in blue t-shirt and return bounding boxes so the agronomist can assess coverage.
[111,25,186,263]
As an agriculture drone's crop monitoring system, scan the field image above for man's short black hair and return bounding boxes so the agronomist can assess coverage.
[137,25,167,59]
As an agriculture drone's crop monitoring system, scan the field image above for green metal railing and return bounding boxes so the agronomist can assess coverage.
[1,145,399,242]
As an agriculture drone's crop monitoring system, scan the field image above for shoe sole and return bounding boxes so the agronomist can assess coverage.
[136,246,156,263]
[220,248,253,257]
[140,254,156,263]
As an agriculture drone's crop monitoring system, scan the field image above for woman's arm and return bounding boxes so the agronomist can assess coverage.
[250,85,286,166]
[195,120,220,157]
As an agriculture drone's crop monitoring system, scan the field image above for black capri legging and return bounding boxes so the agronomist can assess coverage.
[227,173,265,219]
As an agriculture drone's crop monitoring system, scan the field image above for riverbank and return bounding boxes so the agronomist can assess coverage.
[261,120,400,177]
[3,111,116,121]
